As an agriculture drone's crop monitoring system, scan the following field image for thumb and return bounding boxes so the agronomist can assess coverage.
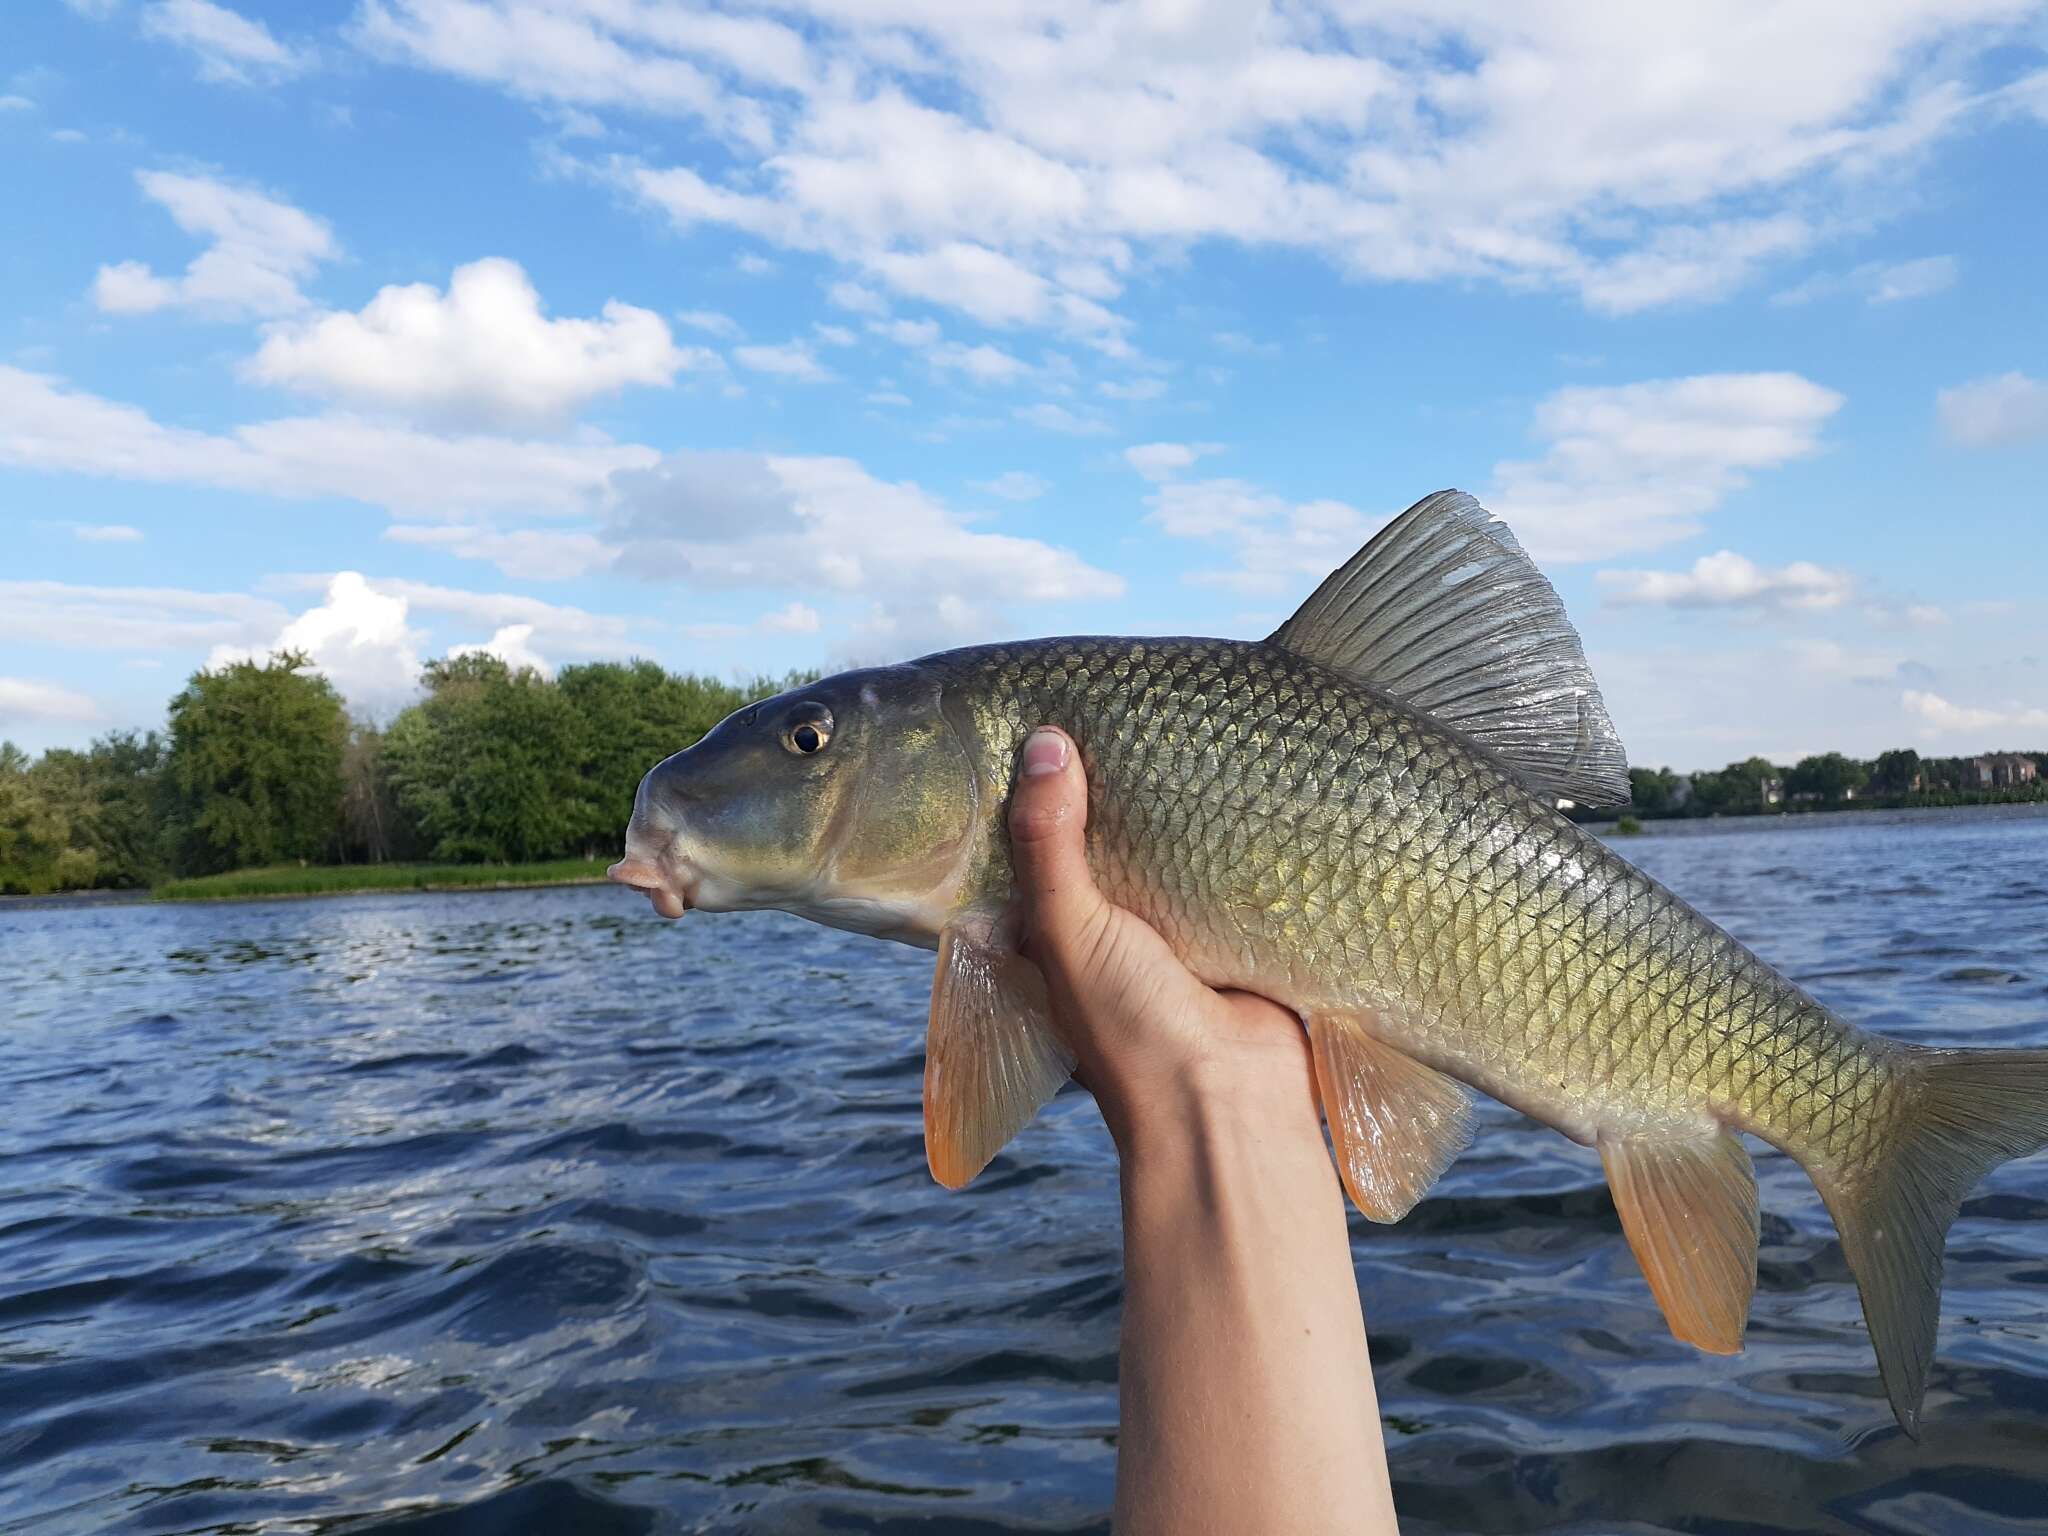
[1007,726,1109,971]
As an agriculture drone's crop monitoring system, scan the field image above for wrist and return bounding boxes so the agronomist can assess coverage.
[1103,1049,1328,1174]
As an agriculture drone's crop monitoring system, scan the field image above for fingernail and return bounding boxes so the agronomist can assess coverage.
[1021,727,1068,776]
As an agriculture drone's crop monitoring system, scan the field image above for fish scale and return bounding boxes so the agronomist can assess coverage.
[933,635,1891,1166]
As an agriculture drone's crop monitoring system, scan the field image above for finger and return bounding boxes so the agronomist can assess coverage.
[1007,727,1109,969]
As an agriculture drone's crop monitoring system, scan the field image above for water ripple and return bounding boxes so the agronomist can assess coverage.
[1,809,2045,1531]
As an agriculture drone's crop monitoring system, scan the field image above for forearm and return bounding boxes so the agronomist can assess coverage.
[1109,1069,1399,1535]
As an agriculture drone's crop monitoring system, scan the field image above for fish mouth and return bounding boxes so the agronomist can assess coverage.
[607,855,691,920]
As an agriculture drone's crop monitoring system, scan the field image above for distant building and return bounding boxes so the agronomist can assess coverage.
[1669,775,1694,810]
[1759,776,1784,808]
[1972,754,2040,788]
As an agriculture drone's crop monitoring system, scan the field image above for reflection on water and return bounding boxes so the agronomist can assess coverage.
[3,808,2047,1533]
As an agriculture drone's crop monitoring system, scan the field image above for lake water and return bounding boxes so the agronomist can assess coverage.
[5,809,2048,1534]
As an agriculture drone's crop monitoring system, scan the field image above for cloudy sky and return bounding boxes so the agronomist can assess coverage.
[4,0,2046,770]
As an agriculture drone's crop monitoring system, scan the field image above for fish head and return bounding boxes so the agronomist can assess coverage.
[608,664,979,945]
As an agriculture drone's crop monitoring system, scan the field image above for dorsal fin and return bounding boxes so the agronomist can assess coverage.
[1268,489,1630,807]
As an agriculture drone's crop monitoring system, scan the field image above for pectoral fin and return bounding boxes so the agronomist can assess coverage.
[1600,1130,1759,1355]
[1306,1014,1474,1222]
[924,924,1077,1189]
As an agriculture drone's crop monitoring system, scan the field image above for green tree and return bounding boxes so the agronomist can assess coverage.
[385,653,587,861]
[1628,766,1679,815]
[78,730,168,886]
[339,719,416,864]
[162,652,347,875]
[0,731,166,892]
[1787,751,1869,804]
[1870,748,1921,796]
[555,659,767,853]
[0,743,87,893]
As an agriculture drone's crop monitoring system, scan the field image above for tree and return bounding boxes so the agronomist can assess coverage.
[1870,748,1921,796]
[384,654,587,861]
[1786,751,1869,804]
[0,744,89,894]
[1628,766,1679,815]
[339,720,415,864]
[555,660,763,854]
[161,652,347,875]
[78,730,168,885]
[0,731,167,892]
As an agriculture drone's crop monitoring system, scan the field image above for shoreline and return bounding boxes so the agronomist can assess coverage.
[9,800,2047,910]
[1585,800,2048,838]
[0,869,618,912]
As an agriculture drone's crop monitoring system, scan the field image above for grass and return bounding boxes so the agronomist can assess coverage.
[152,859,614,901]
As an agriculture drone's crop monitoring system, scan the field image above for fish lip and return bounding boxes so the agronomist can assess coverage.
[606,855,692,919]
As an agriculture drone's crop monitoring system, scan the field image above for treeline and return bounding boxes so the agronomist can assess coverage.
[1616,747,2047,821]
[0,652,810,896]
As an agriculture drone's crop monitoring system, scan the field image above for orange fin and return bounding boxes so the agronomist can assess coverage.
[1600,1131,1759,1355]
[1306,1014,1473,1222]
[924,924,1076,1190]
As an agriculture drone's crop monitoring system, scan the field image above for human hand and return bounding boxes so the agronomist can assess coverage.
[1005,726,1320,1149]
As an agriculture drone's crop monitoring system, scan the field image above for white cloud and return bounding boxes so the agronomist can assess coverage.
[1212,331,1279,358]
[203,573,633,706]
[1901,690,2048,737]
[871,317,941,348]
[760,599,821,633]
[361,577,628,653]
[382,522,612,580]
[0,677,102,726]
[207,571,423,709]
[1574,215,1813,315]
[0,364,654,517]
[971,470,1048,502]
[1141,477,1376,595]
[1099,377,1167,401]
[141,0,302,84]
[0,579,288,653]
[94,170,336,318]
[475,0,2047,340]
[72,523,144,543]
[247,257,706,427]
[1937,371,2048,447]
[356,0,803,144]
[1015,402,1107,435]
[865,242,1058,328]
[1124,441,1222,481]
[604,450,1122,654]
[927,340,1030,383]
[1598,551,1857,612]
[813,322,856,347]
[450,622,552,677]
[0,95,33,113]
[1772,254,1959,306]
[827,280,886,315]
[674,307,740,337]
[732,339,833,381]
[1488,372,1845,562]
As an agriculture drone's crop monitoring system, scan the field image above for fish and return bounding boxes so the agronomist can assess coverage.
[608,489,2048,1435]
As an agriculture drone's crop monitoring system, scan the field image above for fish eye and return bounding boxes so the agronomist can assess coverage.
[782,705,833,756]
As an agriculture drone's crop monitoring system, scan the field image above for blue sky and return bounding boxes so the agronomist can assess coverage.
[4,0,2046,770]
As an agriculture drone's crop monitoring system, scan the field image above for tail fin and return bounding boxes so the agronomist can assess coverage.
[1815,1047,2048,1436]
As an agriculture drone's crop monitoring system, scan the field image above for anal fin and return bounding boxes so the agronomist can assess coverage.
[1600,1130,1759,1355]
[1307,1014,1473,1222]
[924,923,1076,1190]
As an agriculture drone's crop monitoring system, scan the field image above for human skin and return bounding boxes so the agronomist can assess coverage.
[1006,726,1400,1535]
